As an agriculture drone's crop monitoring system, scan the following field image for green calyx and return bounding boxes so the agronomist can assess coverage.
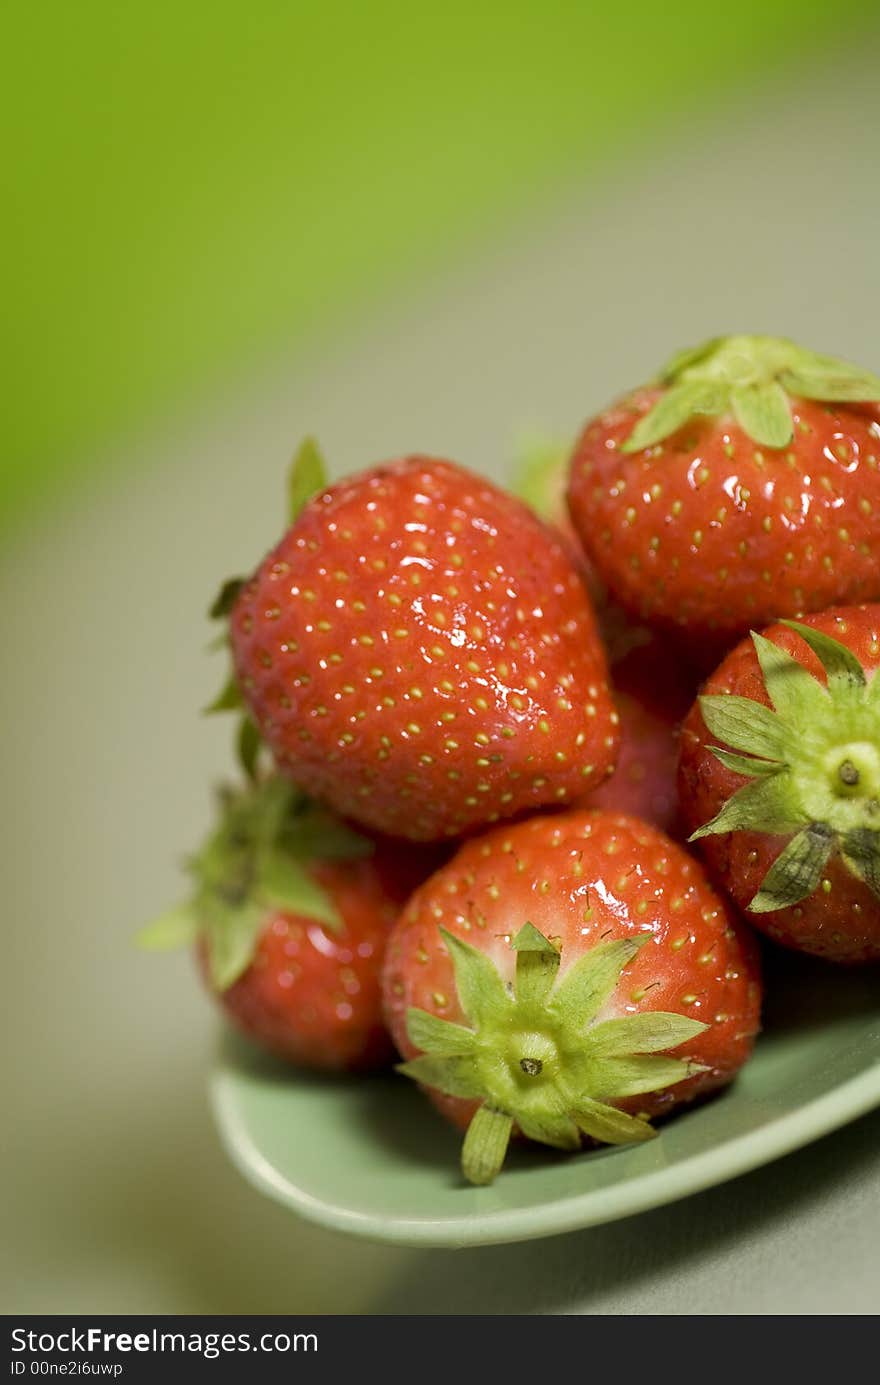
[622,334,880,454]
[204,437,330,773]
[692,621,880,913]
[398,923,707,1186]
[285,435,328,526]
[137,775,372,989]
[512,436,572,520]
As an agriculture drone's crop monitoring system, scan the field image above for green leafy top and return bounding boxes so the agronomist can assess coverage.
[512,436,572,520]
[205,437,330,772]
[622,335,880,454]
[138,776,372,990]
[692,620,880,912]
[286,436,328,525]
[399,924,706,1185]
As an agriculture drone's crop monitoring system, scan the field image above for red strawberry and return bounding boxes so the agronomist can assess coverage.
[567,335,880,641]
[211,869,395,1072]
[229,446,619,841]
[584,639,693,835]
[516,439,696,834]
[141,776,431,1071]
[382,809,761,1184]
[679,607,880,963]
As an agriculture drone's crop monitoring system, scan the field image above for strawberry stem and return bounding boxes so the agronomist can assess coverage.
[398,924,707,1185]
[622,335,880,454]
[692,620,880,910]
[137,776,374,987]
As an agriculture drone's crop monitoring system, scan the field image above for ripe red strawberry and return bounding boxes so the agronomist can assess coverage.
[680,607,880,963]
[516,440,695,834]
[567,335,880,641]
[382,809,761,1183]
[583,639,693,835]
[140,776,432,1071]
[229,446,619,841]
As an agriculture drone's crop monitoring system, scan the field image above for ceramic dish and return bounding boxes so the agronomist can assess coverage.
[211,949,880,1247]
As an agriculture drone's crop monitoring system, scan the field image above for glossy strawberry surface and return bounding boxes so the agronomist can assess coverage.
[231,457,618,840]
[568,389,880,640]
[212,852,413,1072]
[383,809,761,1133]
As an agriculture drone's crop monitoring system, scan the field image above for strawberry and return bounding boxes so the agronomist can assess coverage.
[228,445,619,841]
[680,607,880,963]
[515,440,695,833]
[584,639,693,835]
[567,335,880,642]
[140,775,431,1071]
[382,809,761,1184]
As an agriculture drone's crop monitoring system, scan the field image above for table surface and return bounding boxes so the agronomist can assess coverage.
[4,43,879,1314]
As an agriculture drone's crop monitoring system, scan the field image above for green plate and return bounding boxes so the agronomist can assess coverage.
[211,950,880,1247]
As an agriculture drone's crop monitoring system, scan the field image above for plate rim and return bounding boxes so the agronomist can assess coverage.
[210,1057,880,1248]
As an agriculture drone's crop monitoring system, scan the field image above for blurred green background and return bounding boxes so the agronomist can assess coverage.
[2,0,868,527]
[4,1,880,1317]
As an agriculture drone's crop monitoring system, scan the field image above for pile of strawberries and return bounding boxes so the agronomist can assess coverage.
[145,334,880,1186]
